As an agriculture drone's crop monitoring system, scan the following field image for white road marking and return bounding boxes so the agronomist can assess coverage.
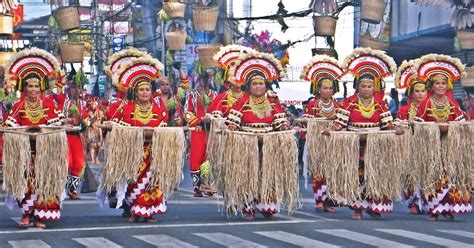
[134,234,198,248]
[72,237,122,248]
[437,230,474,239]
[194,232,267,248]
[0,219,319,234]
[291,210,340,222]
[317,229,414,248]
[8,240,51,248]
[255,231,340,248]
[376,229,474,248]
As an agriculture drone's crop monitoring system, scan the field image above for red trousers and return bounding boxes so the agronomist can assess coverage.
[189,130,207,171]
[67,134,85,176]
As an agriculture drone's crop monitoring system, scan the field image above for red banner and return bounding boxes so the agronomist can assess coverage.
[10,4,24,27]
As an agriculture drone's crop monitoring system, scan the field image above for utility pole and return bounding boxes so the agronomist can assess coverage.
[92,0,102,97]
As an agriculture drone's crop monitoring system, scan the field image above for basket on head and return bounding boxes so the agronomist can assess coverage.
[197,44,222,69]
[0,14,13,35]
[311,48,338,58]
[165,30,187,51]
[462,66,474,87]
[313,16,338,37]
[457,30,474,50]
[360,0,387,24]
[359,36,389,51]
[163,2,186,18]
[54,6,80,31]
[60,42,85,63]
[193,6,219,31]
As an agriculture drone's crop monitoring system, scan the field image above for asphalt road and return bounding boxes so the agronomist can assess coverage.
[0,164,472,248]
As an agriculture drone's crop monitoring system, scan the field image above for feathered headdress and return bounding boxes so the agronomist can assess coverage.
[300,55,343,95]
[228,51,286,86]
[6,48,61,92]
[112,56,164,97]
[395,59,426,97]
[213,45,257,83]
[414,53,466,90]
[342,47,397,92]
[105,48,148,78]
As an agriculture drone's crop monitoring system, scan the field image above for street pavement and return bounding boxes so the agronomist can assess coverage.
[0,163,473,248]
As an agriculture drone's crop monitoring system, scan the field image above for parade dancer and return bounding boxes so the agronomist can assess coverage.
[226,51,289,220]
[394,59,427,214]
[300,55,343,213]
[153,69,188,126]
[207,45,256,119]
[112,56,169,223]
[414,54,472,220]
[183,72,218,197]
[56,82,88,200]
[324,48,403,220]
[105,49,149,123]
[4,48,63,228]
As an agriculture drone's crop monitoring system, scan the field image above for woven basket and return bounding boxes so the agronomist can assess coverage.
[457,30,474,50]
[0,52,12,66]
[0,15,13,34]
[165,30,187,50]
[361,0,387,24]
[193,6,219,31]
[54,6,80,31]
[359,36,389,50]
[163,2,186,18]
[462,67,474,87]
[197,44,222,68]
[313,16,338,37]
[60,42,85,63]
[311,48,338,58]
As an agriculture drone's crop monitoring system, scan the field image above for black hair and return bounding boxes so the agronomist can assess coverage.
[21,73,47,92]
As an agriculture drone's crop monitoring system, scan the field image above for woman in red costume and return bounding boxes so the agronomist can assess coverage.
[112,56,169,223]
[183,72,218,197]
[394,59,428,214]
[105,49,149,123]
[207,45,256,119]
[325,48,402,220]
[4,48,63,228]
[301,55,343,213]
[414,54,471,220]
[226,52,288,220]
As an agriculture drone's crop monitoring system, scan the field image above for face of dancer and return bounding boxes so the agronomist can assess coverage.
[197,77,208,93]
[160,80,170,94]
[432,78,447,97]
[358,80,374,99]
[26,80,41,101]
[249,80,266,97]
[319,83,334,101]
[230,84,241,93]
[412,83,427,104]
[136,83,152,103]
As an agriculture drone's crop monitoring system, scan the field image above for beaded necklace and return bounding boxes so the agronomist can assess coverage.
[227,90,243,107]
[408,103,418,121]
[133,102,153,124]
[318,99,335,118]
[358,96,375,119]
[25,98,44,124]
[430,96,450,122]
[249,95,272,119]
